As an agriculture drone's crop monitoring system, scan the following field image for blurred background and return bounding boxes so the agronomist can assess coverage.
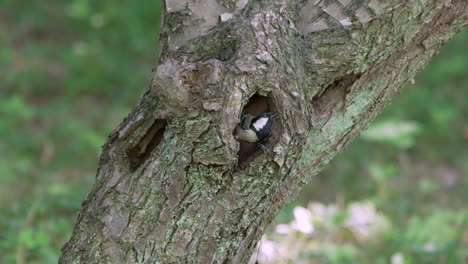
[0,1,466,263]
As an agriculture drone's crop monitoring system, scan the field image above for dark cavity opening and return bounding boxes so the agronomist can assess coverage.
[127,119,167,172]
[236,93,278,169]
[312,73,361,122]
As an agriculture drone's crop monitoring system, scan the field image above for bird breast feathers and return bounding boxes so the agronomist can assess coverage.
[236,126,258,142]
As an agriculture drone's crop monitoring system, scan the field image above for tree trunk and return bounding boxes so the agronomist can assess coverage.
[60,0,466,263]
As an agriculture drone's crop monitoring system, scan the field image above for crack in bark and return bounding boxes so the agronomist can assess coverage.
[193,208,217,261]
[127,119,167,172]
[313,73,361,123]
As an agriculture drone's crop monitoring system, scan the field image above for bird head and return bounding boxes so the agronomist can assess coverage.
[240,113,254,129]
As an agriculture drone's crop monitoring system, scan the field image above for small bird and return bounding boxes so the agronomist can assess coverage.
[235,112,277,152]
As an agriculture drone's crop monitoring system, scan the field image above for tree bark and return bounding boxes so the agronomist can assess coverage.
[60,0,466,263]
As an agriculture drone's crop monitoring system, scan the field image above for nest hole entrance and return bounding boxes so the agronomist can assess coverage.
[236,93,279,169]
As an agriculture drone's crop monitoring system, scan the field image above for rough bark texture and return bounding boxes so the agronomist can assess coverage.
[60,0,466,263]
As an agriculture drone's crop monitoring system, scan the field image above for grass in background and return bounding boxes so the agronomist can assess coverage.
[0,1,466,263]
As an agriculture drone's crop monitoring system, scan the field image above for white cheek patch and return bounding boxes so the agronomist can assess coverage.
[253,117,268,131]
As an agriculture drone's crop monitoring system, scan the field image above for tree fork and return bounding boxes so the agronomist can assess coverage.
[60,0,466,263]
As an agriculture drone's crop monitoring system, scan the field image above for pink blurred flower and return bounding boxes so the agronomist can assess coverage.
[292,206,314,234]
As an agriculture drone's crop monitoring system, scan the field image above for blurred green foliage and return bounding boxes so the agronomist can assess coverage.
[0,1,466,263]
[0,1,162,263]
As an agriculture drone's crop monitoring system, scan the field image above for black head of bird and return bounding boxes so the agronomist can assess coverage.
[236,112,277,151]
